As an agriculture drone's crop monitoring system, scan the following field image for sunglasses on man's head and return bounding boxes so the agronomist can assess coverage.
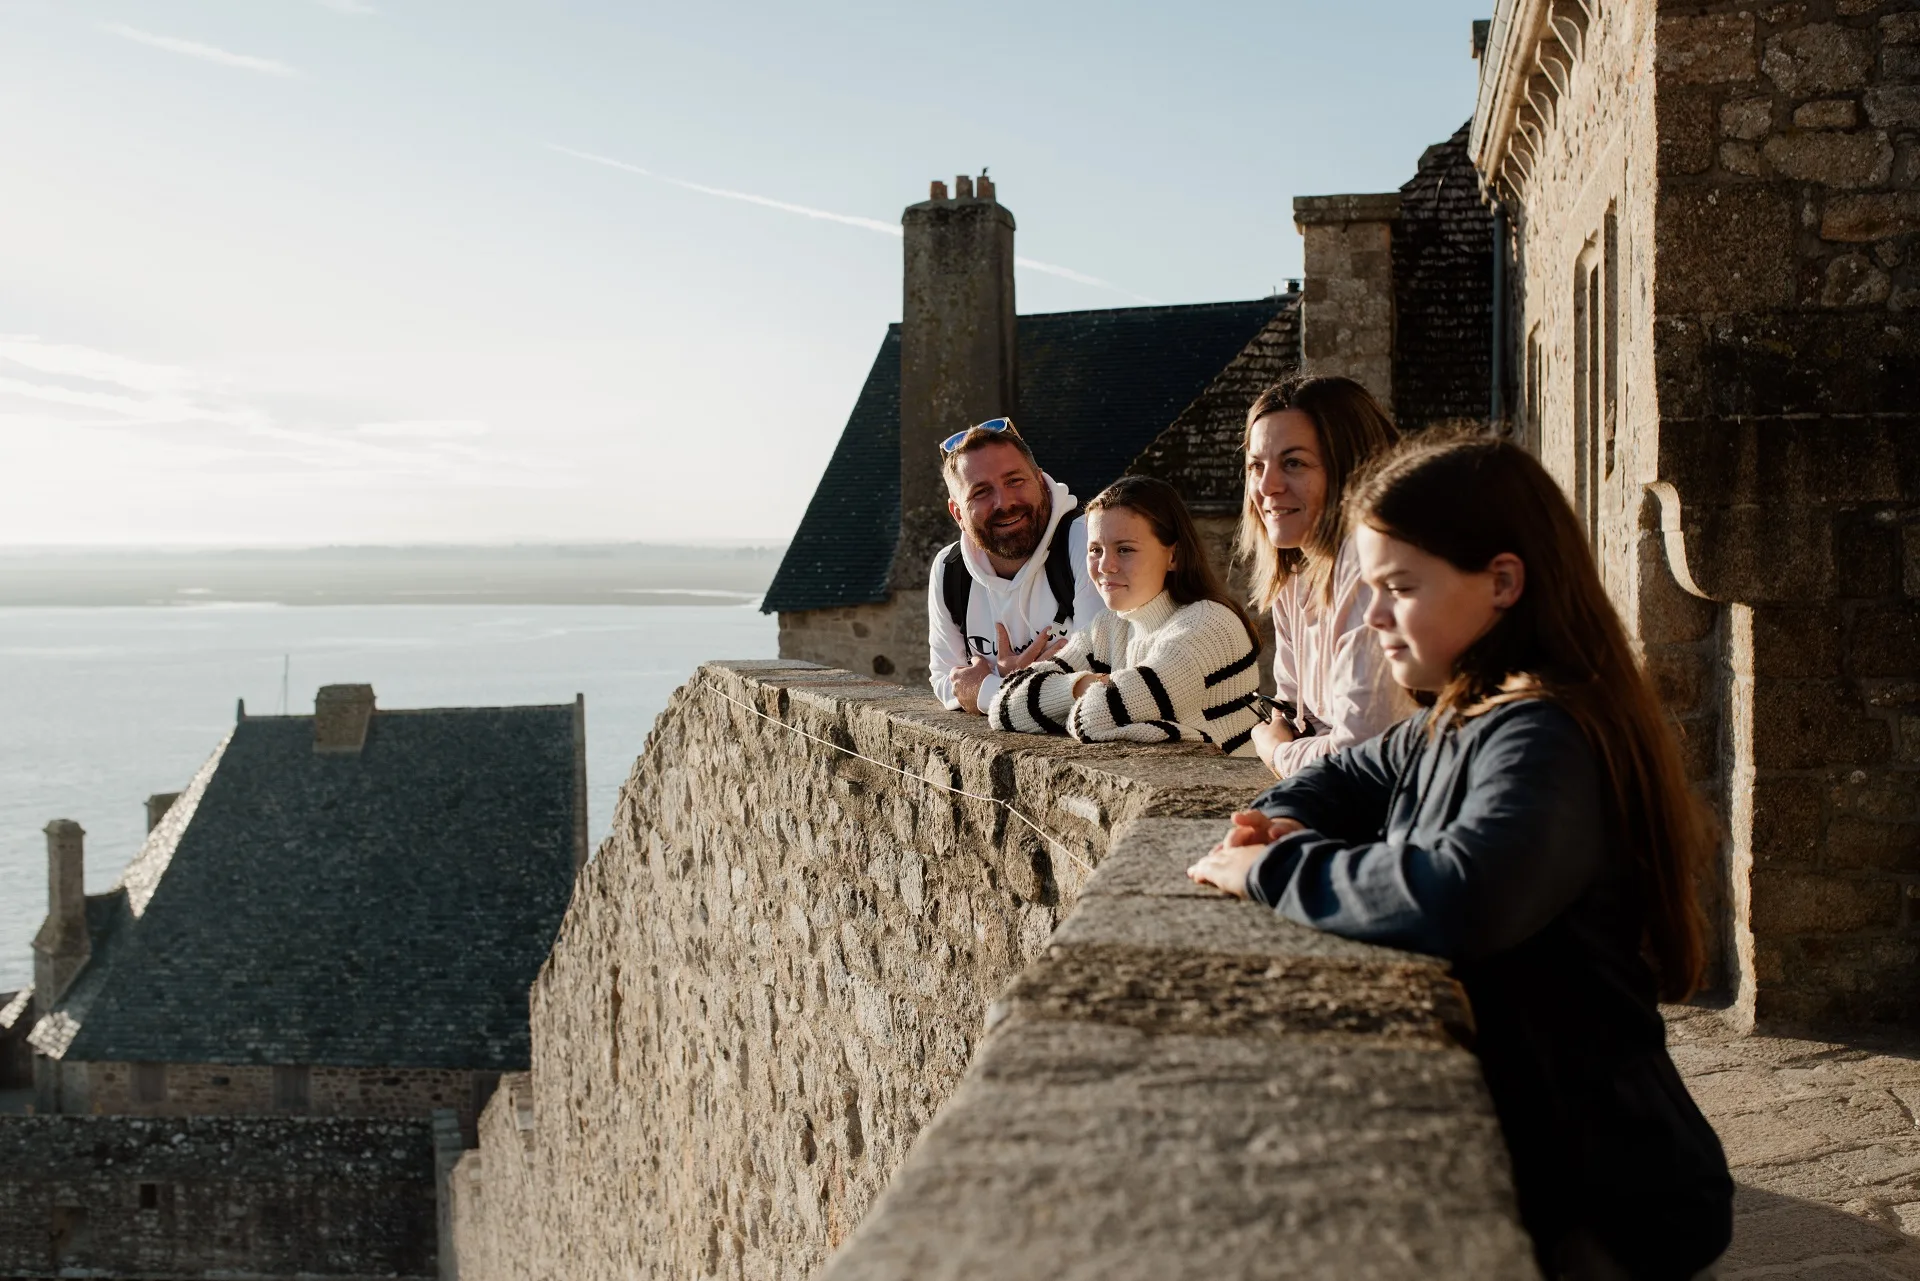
[940,417,1016,455]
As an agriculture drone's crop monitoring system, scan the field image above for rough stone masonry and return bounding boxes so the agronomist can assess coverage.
[446,662,1537,1279]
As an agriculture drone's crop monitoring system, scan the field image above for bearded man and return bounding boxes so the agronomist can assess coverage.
[928,418,1101,714]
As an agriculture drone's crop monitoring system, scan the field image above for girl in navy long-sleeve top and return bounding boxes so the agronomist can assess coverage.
[1188,434,1732,1281]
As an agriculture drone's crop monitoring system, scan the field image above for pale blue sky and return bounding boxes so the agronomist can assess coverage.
[0,0,1489,545]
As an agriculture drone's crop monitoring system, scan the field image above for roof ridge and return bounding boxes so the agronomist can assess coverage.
[1016,297,1288,322]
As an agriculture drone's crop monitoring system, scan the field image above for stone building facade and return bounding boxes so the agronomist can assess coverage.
[767,142,1495,689]
[1474,0,1920,1024]
[23,686,584,1132]
[10,685,586,1276]
[0,1115,440,1279]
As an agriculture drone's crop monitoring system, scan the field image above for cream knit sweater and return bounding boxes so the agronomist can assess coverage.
[988,591,1263,756]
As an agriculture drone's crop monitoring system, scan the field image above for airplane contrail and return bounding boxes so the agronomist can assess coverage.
[547,144,1159,304]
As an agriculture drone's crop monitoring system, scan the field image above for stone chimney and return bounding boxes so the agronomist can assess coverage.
[892,171,1017,587]
[145,792,181,833]
[32,820,90,1005]
[314,684,375,754]
[1294,193,1402,413]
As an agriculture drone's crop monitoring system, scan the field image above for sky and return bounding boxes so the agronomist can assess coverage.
[0,0,1491,546]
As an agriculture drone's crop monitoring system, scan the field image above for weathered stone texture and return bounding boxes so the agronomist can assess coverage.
[817,818,1534,1281]
[448,665,1532,1279]
[76,1060,491,1131]
[0,1114,436,1279]
[1645,0,1920,1026]
[1482,0,1920,1026]
[1295,194,1403,411]
[778,599,931,689]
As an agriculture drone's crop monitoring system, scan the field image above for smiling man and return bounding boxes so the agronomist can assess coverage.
[928,418,1102,714]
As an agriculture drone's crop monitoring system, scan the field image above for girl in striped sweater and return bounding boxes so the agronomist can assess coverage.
[988,476,1265,756]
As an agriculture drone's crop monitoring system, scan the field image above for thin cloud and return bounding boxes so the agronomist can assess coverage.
[547,143,1159,303]
[0,335,203,395]
[548,145,901,236]
[0,336,557,487]
[356,420,489,438]
[98,23,301,77]
[1013,257,1158,304]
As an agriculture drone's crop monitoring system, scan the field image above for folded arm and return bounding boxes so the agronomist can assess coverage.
[1248,705,1606,961]
[989,629,1101,735]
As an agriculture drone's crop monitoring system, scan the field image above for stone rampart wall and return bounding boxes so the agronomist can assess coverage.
[448,662,1532,1279]
[0,1114,437,1279]
[75,1061,489,1130]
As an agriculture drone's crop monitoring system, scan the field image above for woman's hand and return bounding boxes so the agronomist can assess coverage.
[1185,809,1304,897]
[1071,671,1111,700]
[1248,709,1296,775]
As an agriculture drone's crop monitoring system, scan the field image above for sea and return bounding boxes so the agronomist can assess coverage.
[0,603,778,991]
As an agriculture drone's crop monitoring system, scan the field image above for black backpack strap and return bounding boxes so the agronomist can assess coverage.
[1044,504,1084,626]
[940,542,973,637]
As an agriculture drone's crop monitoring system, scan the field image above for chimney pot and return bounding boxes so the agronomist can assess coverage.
[314,684,376,754]
[894,171,1018,583]
[955,174,975,199]
[977,174,996,201]
[145,793,181,833]
[930,180,949,200]
[34,820,90,1004]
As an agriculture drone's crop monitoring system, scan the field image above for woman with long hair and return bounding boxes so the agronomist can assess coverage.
[1188,433,1732,1280]
[1239,375,1412,777]
[988,475,1265,755]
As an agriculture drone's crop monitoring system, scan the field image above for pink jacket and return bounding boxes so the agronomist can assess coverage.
[1267,538,1414,777]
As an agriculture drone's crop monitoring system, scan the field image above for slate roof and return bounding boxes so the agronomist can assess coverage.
[1126,305,1302,515]
[763,298,1296,614]
[1392,121,1495,431]
[34,705,580,1070]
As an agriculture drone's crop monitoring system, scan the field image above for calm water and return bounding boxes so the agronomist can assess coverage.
[0,604,777,990]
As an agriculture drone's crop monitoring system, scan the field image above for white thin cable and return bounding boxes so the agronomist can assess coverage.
[700,681,1095,875]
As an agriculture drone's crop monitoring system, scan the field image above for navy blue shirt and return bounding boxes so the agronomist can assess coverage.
[1246,699,1731,1279]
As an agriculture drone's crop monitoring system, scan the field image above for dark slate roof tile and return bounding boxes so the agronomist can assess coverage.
[1392,121,1495,431]
[1125,304,1301,514]
[49,706,578,1070]
[764,299,1292,613]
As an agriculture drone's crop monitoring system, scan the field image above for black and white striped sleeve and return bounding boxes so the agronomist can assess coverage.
[986,624,1099,736]
[1067,602,1260,752]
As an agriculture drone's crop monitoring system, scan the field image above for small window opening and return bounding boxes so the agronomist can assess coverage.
[272,1065,311,1112]
[138,1183,159,1210]
[130,1062,166,1105]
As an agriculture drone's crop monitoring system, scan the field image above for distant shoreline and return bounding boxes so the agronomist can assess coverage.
[0,544,784,609]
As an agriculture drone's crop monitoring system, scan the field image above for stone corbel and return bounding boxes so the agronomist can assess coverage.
[1643,481,1715,601]
[1548,0,1590,62]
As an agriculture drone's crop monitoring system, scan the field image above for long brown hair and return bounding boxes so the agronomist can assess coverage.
[1347,432,1712,1000]
[1089,476,1259,647]
[1236,375,1399,612]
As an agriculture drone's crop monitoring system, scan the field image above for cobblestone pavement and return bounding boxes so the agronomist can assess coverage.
[1667,1005,1920,1279]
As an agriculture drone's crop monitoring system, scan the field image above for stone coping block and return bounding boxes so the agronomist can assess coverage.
[817,817,1537,1281]
[1293,192,1405,228]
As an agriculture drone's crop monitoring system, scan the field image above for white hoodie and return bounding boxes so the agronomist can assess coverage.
[927,475,1103,712]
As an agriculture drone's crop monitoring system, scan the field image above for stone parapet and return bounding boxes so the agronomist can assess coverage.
[448,662,1532,1278]
[819,818,1535,1280]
